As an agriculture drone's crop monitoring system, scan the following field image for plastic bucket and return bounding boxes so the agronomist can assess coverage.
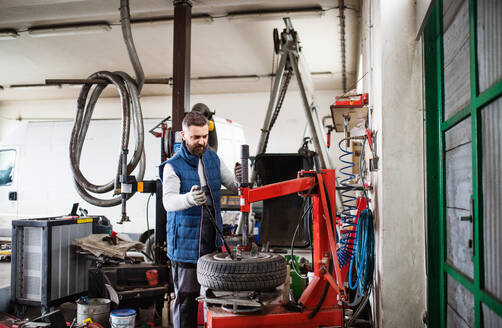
[77,298,111,326]
[110,309,136,328]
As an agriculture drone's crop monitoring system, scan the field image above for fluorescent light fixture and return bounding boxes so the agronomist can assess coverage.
[228,7,324,21]
[65,84,87,89]
[311,71,334,79]
[28,23,111,38]
[0,30,18,40]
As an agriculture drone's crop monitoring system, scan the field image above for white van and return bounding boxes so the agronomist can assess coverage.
[0,117,246,239]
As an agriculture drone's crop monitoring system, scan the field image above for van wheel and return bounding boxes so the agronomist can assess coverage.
[197,252,287,291]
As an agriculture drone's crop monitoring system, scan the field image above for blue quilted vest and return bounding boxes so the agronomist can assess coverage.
[163,143,223,263]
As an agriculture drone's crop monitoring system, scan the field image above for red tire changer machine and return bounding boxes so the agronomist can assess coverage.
[205,145,364,327]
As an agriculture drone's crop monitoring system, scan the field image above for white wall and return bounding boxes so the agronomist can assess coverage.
[0,117,19,142]
[359,0,427,326]
[0,89,349,236]
[0,89,345,167]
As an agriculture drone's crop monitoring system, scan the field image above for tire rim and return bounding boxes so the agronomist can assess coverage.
[213,252,273,261]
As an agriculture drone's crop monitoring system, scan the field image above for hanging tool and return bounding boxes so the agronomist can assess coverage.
[102,231,119,245]
[322,116,334,149]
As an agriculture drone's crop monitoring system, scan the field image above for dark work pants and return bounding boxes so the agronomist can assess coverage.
[172,261,199,328]
[172,196,217,328]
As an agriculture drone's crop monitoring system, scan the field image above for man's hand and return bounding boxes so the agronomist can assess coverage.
[234,162,242,182]
[189,185,206,206]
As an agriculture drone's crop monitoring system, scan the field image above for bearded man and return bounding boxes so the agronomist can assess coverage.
[162,107,241,328]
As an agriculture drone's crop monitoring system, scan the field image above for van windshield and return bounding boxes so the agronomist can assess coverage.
[0,150,15,186]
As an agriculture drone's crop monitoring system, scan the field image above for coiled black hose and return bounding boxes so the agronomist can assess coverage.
[69,0,145,208]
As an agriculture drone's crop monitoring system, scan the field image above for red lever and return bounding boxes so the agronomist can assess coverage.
[365,129,374,152]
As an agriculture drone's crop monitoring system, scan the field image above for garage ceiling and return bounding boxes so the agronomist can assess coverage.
[0,0,361,100]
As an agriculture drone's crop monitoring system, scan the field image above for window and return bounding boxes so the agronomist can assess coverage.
[0,150,16,186]
[424,0,502,327]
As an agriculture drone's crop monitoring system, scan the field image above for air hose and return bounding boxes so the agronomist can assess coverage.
[341,137,374,300]
[290,196,313,280]
[349,209,374,294]
[336,137,358,267]
[308,273,330,319]
[202,204,234,260]
[357,140,374,294]
[348,210,371,291]
[70,0,145,209]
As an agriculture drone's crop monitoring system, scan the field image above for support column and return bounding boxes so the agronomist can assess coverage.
[172,0,192,132]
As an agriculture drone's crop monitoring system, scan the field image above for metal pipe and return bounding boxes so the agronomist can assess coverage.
[45,78,171,86]
[120,149,129,223]
[339,0,347,93]
[240,144,249,247]
[255,52,289,156]
[289,52,332,169]
[45,71,332,87]
[120,0,145,92]
[155,179,168,264]
[172,0,192,132]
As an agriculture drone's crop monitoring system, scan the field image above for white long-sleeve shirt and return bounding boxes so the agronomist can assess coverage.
[162,155,238,212]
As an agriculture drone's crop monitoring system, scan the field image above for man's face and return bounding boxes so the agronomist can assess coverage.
[181,124,209,157]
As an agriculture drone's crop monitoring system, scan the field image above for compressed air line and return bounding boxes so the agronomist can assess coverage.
[343,138,374,299]
[336,137,358,267]
[69,0,145,210]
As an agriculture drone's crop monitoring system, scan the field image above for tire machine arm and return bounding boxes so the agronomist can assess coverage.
[239,145,349,319]
[253,17,345,213]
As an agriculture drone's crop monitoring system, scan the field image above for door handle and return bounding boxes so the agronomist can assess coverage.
[8,191,17,201]
[458,196,474,222]
[459,215,472,222]
[457,196,474,252]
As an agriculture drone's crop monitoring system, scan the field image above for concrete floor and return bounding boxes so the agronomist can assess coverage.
[0,262,10,287]
[0,262,11,314]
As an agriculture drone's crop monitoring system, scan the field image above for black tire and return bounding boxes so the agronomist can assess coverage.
[197,252,287,291]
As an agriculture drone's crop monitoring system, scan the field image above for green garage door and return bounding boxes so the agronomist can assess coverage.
[424,0,502,327]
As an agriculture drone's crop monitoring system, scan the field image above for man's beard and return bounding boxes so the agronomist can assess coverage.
[187,143,207,157]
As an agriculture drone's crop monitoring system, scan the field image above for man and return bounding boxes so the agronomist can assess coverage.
[162,109,241,328]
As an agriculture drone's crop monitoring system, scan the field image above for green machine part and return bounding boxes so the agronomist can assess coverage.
[284,255,307,301]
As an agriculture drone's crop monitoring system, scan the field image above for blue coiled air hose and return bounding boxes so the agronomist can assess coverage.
[349,209,368,290]
[336,136,375,301]
[336,138,358,267]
